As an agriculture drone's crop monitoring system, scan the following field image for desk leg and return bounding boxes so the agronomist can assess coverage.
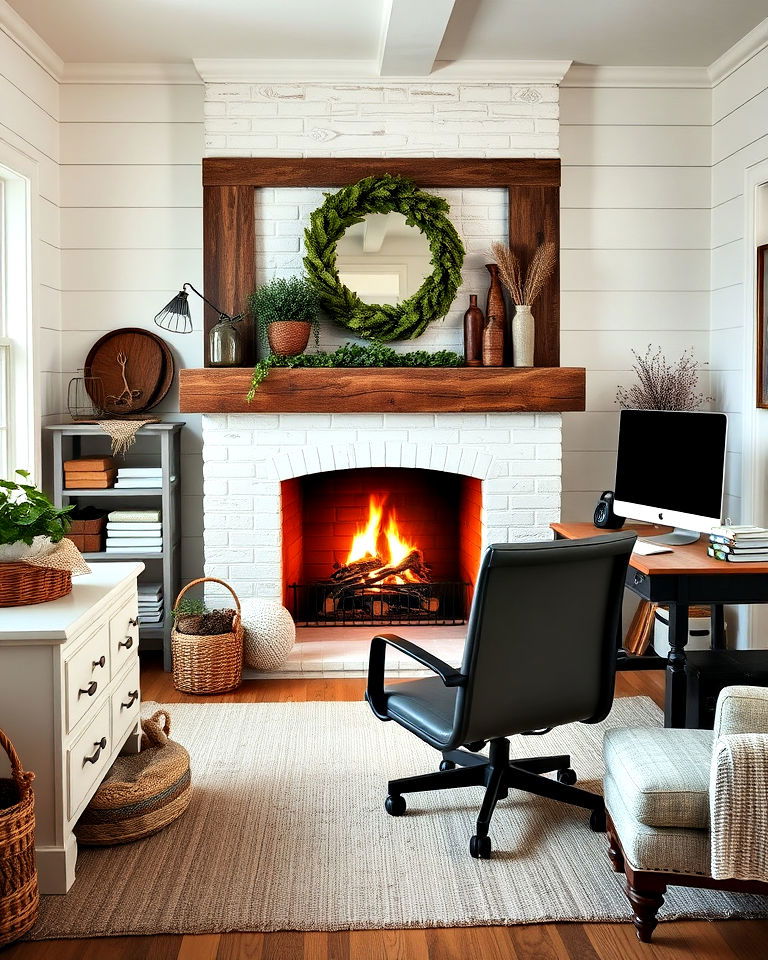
[711,605,726,649]
[665,603,689,728]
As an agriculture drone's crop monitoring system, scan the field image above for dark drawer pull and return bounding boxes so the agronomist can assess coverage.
[118,636,134,650]
[83,737,107,765]
[78,681,98,698]
[121,690,139,710]
[92,655,106,669]
[128,617,139,628]
[634,572,646,585]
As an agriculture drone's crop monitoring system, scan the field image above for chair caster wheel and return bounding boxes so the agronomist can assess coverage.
[557,767,577,785]
[470,834,492,859]
[439,759,456,771]
[589,808,607,833]
[385,794,406,817]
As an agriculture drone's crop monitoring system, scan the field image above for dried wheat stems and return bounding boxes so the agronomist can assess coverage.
[491,240,557,305]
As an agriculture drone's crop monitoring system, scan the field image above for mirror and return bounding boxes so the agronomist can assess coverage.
[335,212,432,305]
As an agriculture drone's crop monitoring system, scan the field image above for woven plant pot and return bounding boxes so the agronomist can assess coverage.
[267,320,311,357]
[0,562,71,608]
[0,729,39,948]
[75,710,191,846]
[171,577,243,695]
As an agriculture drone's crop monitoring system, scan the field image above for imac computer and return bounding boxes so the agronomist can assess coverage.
[613,409,728,546]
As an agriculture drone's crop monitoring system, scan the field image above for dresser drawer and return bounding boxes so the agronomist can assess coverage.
[64,625,111,734]
[109,596,140,672]
[67,702,111,819]
[111,658,141,745]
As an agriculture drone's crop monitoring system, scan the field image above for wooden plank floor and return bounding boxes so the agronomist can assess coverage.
[6,662,766,960]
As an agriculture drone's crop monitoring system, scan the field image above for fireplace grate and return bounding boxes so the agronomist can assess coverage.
[289,580,471,627]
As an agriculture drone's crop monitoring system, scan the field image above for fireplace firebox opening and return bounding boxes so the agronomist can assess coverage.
[281,467,482,626]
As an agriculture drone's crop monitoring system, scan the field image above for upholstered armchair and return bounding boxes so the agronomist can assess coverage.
[603,685,768,942]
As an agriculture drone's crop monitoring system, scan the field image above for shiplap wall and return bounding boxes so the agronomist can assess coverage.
[0,28,61,427]
[711,41,768,525]
[59,80,205,581]
[558,80,712,521]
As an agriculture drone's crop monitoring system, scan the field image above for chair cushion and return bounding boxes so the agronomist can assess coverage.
[603,726,713,829]
[384,677,458,748]
[604,772,712,876]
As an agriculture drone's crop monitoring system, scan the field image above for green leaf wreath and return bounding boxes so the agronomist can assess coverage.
[303,173,465,342]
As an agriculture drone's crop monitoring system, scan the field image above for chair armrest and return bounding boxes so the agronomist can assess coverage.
[714,685,768,737]
[710,732,768,881]
[366,633,466,719]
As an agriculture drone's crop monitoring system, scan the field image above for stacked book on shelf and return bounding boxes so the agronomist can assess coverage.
[708,525,768,563]
[137,582,164,625]
[106,509,162,554]
[115,466,163,489]
[63,457,116,489]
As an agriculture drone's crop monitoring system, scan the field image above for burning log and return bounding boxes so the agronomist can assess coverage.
[330,555,384,584]
[329,549,430,597]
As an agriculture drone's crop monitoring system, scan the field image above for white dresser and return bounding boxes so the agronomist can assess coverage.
[0,562,143,893]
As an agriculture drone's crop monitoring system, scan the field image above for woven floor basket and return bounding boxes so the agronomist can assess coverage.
[0,562,71,607]
[75,710,191,846]
[0,729,39,948]
[171,577,243,694]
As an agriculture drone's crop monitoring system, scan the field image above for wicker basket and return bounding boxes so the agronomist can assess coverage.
[75,710,191,846]
[0,562,71,608]
[171,577,243,694]
[0,729,39,948]
[267,320,311,357]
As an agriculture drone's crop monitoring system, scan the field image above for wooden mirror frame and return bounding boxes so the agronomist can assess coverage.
[202,157,560,368]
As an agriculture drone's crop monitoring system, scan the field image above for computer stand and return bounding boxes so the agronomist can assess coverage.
[644,528,700,546]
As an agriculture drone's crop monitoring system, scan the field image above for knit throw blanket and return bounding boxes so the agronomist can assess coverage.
[98,419,158,455]
[710,732,768,881]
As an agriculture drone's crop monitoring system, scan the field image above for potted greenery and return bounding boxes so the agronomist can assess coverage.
[0,470,73,562]
[249,276,320,357]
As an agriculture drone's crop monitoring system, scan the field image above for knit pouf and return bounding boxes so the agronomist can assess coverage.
[240,598,296,671]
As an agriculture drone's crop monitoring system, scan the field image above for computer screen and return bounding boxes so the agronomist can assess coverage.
[614,410,727,525]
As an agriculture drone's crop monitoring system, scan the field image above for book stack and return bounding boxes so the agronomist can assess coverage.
[708,525,768,563]
[106,509,162,554]
[63,457,116,489]
[115,466,162,489]
[137,582,164,624]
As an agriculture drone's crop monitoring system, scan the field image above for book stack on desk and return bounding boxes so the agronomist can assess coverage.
[708,525,768,562]
[105,509,162,554]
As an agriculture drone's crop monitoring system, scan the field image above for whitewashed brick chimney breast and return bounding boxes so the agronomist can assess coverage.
[201,77,564,598]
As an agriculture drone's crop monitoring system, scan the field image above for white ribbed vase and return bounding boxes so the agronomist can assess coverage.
[512,305,535,367]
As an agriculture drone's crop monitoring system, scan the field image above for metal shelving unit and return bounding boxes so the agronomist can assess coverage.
[47,422,183,666]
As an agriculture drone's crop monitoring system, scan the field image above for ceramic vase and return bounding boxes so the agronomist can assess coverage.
[463,294,484,366]
[512,304,535,367]
[482,314,504,367]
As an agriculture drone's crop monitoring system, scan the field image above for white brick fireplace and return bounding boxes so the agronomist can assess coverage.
[196,66,567,672]
[202,411,562,602]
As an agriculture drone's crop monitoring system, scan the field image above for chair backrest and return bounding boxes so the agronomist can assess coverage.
[452,532,636,746]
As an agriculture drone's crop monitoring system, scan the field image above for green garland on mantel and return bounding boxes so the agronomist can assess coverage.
[303,173,465,342]
[247,343,463,402]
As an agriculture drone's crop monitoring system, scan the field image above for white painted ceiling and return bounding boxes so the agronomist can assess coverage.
[7,0,768,66]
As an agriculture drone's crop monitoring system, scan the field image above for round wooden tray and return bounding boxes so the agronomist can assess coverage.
[84,329,174,416]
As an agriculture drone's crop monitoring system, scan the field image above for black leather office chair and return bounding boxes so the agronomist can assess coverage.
[366,531,636,858]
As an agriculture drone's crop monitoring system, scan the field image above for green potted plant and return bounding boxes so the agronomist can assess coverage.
[249,276,320,357]
[0,470,73,562]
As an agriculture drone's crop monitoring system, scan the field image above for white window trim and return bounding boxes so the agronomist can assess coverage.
[0,139,40,481]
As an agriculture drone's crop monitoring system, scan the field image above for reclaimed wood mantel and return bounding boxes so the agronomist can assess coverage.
[179,367,586,414]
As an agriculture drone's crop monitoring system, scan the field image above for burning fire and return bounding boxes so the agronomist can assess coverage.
[346,495,419,583]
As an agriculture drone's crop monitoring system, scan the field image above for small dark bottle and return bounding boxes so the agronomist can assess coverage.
[463,294,484,366]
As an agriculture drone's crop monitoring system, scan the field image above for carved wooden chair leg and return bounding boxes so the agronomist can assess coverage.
[607,831,625,873]
[626,878,666,943]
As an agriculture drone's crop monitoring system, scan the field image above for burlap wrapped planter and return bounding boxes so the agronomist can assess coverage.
[75,710,191,846]
[240,598,296,671]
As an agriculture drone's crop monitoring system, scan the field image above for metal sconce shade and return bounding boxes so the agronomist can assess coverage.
[154,289,193,334]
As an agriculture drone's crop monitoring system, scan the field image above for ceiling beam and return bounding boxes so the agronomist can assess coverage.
[378,0,457,77]
[362,214,390,254]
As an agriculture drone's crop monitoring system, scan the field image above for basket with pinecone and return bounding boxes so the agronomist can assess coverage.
[171,578,243,694]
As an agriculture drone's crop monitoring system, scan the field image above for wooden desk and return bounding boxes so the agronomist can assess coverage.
[551,522,768,727]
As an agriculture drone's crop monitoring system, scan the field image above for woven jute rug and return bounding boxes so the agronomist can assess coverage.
[31,698,768,939]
